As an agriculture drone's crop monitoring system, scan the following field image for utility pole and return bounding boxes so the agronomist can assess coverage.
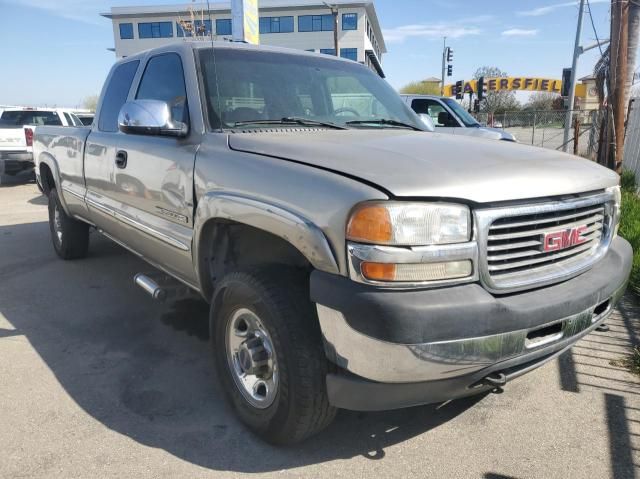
[611,0,629,172]
[324,2,339,55]
[441,37,447,96]
[562,0,585,152]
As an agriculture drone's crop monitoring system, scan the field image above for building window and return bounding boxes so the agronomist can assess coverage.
[340,48,357,61]
[320,48,336,56]
[138,22,173,39]
[298,14,334,32]
[119,23,134,40]
[177,19,212,37]
[216,19,232,35]
[342,13,357,30]
[259,16,294,34]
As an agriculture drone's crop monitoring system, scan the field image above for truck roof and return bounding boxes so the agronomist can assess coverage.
[116,40,362,68]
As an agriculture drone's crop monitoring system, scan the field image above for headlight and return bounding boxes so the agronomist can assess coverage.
[607,185,621,236]
[346,202,476,285]
[346,202,471,246]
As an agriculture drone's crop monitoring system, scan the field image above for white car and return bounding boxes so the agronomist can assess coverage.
[0,108,86,185]
[401,94,516,141]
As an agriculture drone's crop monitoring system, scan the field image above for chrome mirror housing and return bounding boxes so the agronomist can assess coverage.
[118,100,188,137]
[418,113,435,132]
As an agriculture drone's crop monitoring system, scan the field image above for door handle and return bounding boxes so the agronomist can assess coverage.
[115,150,128,169]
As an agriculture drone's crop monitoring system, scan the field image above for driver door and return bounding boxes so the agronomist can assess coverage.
[108,51,199,283]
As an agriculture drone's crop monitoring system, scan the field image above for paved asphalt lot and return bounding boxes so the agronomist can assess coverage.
[2,183,640,479]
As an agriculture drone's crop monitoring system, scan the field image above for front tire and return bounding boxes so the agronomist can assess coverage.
[48,188,89,260]
[211,269,336,445]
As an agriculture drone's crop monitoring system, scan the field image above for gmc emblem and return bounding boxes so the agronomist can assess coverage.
[542,226,588,252]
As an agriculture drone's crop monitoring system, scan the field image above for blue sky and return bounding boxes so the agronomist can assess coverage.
[0,0,614,107]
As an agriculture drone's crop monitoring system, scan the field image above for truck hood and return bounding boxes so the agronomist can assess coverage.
[228,130,618,203]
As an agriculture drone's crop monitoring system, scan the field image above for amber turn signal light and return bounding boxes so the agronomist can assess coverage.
[346,205,392,243]
[361,262,397,281]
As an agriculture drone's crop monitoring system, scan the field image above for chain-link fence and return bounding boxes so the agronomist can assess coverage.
[474,110,603,158]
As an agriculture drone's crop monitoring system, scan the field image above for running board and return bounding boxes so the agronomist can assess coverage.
[134,272,195,302]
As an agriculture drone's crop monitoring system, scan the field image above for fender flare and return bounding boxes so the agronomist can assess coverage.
[193,192,340,287]
[38,152,72,215]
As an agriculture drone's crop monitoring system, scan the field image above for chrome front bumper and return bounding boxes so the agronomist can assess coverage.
[312,237,631,386]
[317,283,623,383]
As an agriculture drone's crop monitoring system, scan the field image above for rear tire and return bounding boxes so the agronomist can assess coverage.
[211,269,336,445]
[48,188,89,260]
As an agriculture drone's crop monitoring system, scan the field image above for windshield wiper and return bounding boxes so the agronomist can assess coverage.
[233,117,347,130]
[345,119,423,131]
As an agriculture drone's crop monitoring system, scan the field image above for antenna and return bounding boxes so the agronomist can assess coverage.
[206,0,213,43]
[204,0,223,132]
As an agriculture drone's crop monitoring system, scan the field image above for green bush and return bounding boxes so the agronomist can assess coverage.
[619,171,640,293]
[621,170,637,192]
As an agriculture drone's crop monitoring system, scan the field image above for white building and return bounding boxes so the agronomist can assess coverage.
[101,0,387,77]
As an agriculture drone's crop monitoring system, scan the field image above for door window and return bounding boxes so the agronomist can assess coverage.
[411,99,455,127]
[98,60,140,132]
[136,53,188,125]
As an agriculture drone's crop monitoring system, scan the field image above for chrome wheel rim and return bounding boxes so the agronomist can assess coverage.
[225,308,278,409]
[53,204,63,243]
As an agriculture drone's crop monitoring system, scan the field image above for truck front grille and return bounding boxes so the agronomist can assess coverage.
[476,192,616,293]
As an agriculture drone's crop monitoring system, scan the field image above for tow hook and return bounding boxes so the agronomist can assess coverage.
[482,372,507,390]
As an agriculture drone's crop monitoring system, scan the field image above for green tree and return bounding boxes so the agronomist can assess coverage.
[524,92,560,111]
[473,66,520,114]
[399,81,441,95]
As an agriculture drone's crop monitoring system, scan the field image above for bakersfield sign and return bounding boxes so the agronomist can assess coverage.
[443,77,587,97]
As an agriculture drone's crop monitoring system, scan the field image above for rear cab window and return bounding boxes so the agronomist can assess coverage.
[0,110,63,126]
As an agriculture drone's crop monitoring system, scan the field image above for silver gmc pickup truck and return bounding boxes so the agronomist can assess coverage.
[33,41,632,445]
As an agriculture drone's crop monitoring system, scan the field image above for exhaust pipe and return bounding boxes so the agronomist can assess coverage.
[134,273,167,302]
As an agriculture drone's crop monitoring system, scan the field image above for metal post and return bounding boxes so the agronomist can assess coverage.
[532,112,537,145]
[324,2,339,56]
[333,9,339,56]
[441,37,446,96]
[611,0,629,172]
[562,0,586,151]
[574,115,581,155]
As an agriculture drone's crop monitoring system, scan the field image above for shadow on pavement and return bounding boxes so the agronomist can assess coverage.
[0,221,488,472]
[27,194,47,206]
[556,293,640,479]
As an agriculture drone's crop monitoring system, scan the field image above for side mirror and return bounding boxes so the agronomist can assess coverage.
[118,100,188,137]
[418,113,435,132]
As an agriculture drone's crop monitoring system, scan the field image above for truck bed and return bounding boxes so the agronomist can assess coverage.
[33,126,91,192]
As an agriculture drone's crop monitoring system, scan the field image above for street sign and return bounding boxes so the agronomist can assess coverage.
[232,0,260,45]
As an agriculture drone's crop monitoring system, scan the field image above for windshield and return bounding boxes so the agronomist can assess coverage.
[199,48,424,131]
[441,98,480,127]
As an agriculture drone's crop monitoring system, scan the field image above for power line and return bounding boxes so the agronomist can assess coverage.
[586,0,604,55]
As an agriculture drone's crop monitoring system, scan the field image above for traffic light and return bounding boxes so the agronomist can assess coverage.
[477,76,485,101]
[455,80,463,99]
[447,64,453,77]
[447,48,453,63]
[561,68,572,97]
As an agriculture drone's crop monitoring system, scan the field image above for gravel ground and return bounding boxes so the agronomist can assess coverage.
[1,183,639,479]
